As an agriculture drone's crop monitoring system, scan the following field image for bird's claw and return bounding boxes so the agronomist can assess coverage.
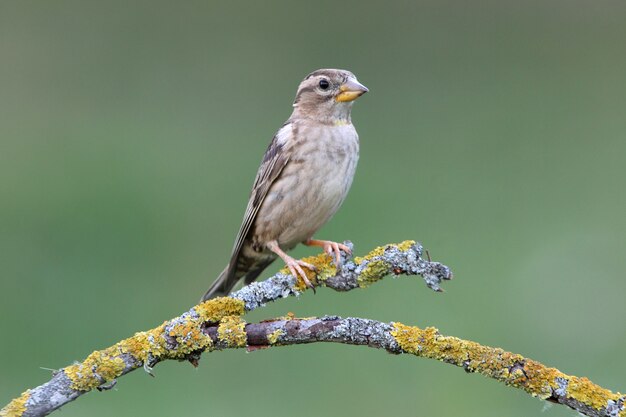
[306,239,351,267]
[323,241,351,267]
[285,258,317,293]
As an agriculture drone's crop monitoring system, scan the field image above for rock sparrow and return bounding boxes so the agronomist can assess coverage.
[201,69,368,300]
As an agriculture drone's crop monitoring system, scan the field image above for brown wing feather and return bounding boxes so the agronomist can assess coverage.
[225,125,291,277]
[201,123,292,301]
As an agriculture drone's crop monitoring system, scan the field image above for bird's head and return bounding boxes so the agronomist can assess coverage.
[292,69,368,124]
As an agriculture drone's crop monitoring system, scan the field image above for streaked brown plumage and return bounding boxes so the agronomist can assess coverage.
[201,69,368,301]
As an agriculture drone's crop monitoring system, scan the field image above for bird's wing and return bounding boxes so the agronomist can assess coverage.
[225,123,292,276]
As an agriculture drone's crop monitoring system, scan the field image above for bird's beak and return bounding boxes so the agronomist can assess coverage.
[336,78,369,102]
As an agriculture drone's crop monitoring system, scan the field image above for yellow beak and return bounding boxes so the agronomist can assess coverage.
[336,78,369,102]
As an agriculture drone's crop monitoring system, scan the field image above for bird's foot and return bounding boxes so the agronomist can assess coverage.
[305,239,352,267]
[283,256,317,292]
[267,240,317,292]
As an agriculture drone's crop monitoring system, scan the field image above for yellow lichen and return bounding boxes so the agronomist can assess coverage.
[301,253,339,283]
[0,390,30,417]
[391,323,550,395]
[391,322,624,412]
[357,259,390,288]
[64,351,126,391]
[217,315,247,348]
[356,245,386,262]
[59,298,248,392]
[267,329,284,345]
[353,241,416,288]
[62,325,168,391]
[280,252,337,291]
[354,240,416,265]
[521,360,563,399]
[279,241,417,290]
[567,376,623,411]
[195,297,245,322]
[116,328,166,363]
[397,240,416,251]
[167,320,213,357]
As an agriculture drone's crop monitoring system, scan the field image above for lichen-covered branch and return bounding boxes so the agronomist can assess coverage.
[232,317,625,417]
[1,241,451,417]
[9,314,625,417]
[231,239,451,310]
[3,241,622,417]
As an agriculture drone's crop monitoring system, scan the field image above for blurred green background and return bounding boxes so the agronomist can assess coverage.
[1,1,625,416]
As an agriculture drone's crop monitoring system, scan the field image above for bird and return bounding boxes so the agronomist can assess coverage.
[201,69,368,301]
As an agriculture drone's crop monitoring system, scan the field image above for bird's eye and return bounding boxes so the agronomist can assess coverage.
[319,79,330,90]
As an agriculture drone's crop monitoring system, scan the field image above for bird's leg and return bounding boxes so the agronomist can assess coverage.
[266,240,317,291]
[304,239,352,267]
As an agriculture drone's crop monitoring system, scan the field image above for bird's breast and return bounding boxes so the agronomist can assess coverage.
[292,122,359,203]
[255,122,359,249]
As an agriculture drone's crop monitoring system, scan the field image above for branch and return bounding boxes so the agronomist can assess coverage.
[2,241,622,417]
[220,317,625,417]
[1,241,445,417]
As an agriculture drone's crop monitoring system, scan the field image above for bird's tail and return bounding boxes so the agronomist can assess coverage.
[201,257,276,302]
[200,266,233,301]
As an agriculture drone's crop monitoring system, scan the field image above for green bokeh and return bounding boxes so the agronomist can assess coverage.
[1,1,625,416]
